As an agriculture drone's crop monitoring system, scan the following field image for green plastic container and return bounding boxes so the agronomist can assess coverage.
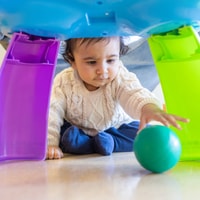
[148,26,200,161]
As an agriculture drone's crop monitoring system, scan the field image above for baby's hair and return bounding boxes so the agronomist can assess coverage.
[63,37,129,63]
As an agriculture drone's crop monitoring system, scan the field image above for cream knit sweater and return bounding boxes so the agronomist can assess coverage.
[48,61,160,146]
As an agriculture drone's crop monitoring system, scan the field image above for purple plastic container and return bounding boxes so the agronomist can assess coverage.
[0,33,60,161]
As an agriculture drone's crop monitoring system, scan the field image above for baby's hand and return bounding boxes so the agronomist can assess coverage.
[46,145,64,160]
[139,103,190,131]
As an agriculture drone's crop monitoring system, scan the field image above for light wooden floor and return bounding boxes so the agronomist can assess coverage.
[1,152,200,200]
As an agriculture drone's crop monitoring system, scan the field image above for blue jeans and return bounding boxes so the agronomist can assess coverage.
[59,120,139,155]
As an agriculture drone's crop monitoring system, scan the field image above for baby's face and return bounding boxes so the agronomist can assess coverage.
[71,37,120,91]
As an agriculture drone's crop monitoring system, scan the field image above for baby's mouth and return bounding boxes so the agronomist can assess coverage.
[97,74,109,80]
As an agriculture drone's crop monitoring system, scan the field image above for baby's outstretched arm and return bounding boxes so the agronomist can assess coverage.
[46,145,64,160]
[139,103,190,131]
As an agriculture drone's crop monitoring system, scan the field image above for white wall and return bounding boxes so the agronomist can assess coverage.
[0,44,6,66]
[152,84,165,106]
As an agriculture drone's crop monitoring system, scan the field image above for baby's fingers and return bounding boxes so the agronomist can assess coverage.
[164,114,189,130]
[54,149,64,159]
[46,147,63,160]
[172,115,190,123]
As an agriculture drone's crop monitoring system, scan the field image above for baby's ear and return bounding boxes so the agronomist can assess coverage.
[67,52,75,62]
[62,52,74,64]
[71,62,77,69]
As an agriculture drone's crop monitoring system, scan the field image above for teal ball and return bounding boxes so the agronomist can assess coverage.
[134,125,181,173]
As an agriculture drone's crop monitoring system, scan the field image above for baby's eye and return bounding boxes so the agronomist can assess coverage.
[87,60,96,65]
[107,59,116,64]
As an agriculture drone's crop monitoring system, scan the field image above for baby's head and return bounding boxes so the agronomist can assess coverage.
[62,37,128,91]
[63,37,129,63]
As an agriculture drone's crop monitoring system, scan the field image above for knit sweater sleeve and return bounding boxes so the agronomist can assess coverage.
[116,63,161,119]
[48,70,67,147]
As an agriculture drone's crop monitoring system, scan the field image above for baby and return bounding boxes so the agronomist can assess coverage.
[46,36,189,159]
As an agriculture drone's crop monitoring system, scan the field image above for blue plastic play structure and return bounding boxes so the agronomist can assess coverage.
[1,0,200,161]
[0,0,200,38]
